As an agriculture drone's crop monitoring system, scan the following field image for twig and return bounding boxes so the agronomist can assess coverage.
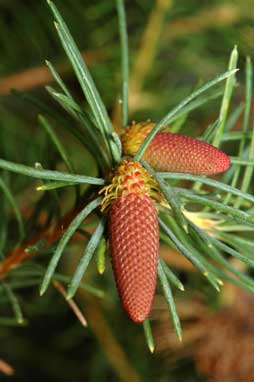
[0,358,14,376]
[54,280,87,327]
[0,50,102,94]
[80,294,140,382]
[0,203,95,279]
[165,4,240,41]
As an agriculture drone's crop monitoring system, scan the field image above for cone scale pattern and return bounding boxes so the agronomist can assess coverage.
[100,160,161,323]
[122,122,230,175]
[109,193,159,323]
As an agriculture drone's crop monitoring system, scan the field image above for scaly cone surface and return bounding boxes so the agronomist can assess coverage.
[122,122,230,175]
[100,160,161,323]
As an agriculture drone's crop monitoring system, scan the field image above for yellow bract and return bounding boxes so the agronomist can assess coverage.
[100,159,161,211]
[121,121,154,155]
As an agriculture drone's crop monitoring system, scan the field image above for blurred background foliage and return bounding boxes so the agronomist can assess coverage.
[0,0,254,381]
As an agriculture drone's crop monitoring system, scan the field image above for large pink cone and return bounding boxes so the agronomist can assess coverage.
[109,193,159,323]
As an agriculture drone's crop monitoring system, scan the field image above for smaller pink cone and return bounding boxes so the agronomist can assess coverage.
[122,122,230,175]
[145,132,231,175]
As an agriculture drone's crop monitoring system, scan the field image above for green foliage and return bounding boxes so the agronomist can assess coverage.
[116,0,129,128]
[0,1,254,381]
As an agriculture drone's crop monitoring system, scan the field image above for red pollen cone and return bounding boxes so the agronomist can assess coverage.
[145,132,230,175]
[122,122,230,175]
[109,192,159,323]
